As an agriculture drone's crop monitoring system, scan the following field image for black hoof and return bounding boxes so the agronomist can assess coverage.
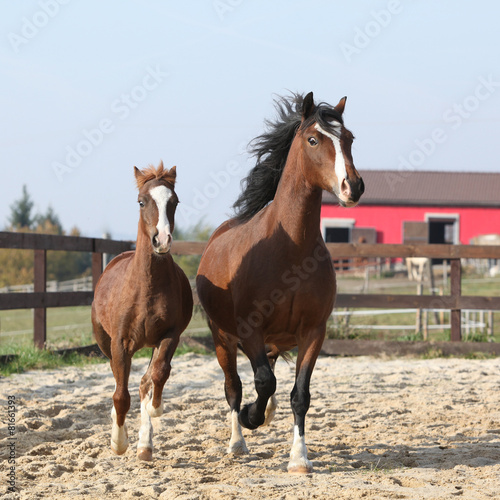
[238,404,262,430]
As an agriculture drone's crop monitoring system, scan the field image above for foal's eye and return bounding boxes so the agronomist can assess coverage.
[308,137,318,146]
[138,200,145,208]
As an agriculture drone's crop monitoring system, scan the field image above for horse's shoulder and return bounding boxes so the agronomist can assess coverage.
[105,250,134,271]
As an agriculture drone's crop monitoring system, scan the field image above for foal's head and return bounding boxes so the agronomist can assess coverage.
[297,92,364,207]
[134,162,178,254]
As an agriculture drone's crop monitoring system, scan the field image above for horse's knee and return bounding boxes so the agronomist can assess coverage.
[290,384,310,419]
[113,390,131,426]
[225,376,242,411]
[254,365,276,400]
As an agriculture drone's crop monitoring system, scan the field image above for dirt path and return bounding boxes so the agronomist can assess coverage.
[1,353,500,499]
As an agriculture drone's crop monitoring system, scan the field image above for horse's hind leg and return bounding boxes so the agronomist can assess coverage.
[137,337,179,461]
[110,339,132,456]
[211,323,247,455]
[263,350,279,426]
[288,326,325,474]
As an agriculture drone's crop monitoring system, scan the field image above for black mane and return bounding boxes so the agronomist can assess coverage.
[232,93,344,223]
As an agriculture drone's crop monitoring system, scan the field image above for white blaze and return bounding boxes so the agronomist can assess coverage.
[149,185,172,245]
[314,122,347,192]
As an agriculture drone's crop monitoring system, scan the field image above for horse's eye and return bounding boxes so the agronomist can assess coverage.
[308,137,318,146]
[138,200,145,208]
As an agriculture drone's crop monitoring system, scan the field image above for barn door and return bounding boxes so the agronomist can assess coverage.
[403,221,429,245]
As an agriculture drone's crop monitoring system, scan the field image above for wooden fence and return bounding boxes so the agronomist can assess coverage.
[1,231,500,349]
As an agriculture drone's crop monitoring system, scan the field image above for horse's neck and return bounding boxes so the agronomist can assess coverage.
[271,149,323,248]
[132,229,174,284]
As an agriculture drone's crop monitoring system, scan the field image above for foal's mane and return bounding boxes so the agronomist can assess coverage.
[135,161,176,190]
[232,93,344,223]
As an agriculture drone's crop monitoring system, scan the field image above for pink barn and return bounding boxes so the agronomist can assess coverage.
[321,171,500,246]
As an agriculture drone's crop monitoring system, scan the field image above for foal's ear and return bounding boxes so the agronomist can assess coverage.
[134,166,143,182]
[302,91,315,120]
[335,96,347,115]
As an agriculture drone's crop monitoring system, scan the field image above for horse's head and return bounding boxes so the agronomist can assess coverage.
[297,92,364,207]
[134,162,178,255]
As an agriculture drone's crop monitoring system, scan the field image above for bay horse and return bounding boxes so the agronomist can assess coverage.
[196,92,364,473]
[92,162,193,461]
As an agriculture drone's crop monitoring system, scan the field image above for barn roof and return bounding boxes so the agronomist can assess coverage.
[323,170,500,207]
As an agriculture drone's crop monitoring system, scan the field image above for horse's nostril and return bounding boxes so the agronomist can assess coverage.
[341,178,350,196]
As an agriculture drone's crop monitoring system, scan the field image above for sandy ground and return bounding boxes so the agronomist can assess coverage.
[1,352,500,499]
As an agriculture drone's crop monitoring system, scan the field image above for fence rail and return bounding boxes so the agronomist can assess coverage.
[1,231,500,348]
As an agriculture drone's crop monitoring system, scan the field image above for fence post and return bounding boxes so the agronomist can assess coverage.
[92,252,103,291]
[34,249,46,349]
[450,258,462,341]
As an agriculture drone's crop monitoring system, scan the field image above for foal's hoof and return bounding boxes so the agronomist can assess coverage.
[287,463,313,474]
[137,448,153,462]
[287,458,313,474]
[111,442,128,456]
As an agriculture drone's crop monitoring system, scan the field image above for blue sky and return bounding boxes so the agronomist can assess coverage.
[1,0,499,240]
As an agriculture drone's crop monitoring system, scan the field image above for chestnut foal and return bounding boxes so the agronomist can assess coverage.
[92,162,193,461]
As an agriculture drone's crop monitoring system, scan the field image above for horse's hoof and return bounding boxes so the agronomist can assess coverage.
[287,464,313,474]
[227,441,249,455]
[238,404,261,430]
[137,448,153,461]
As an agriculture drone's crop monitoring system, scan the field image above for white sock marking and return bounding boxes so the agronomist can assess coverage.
[137,398,154,453]
[288,424,312,472]
[111,405,128,455]
[227,410,248,455]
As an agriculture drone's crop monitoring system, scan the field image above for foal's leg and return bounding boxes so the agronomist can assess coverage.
[110,340,132,456]
[211,324,247,455]
[137,349,156,461]
[288,327,325,474]
[137,338,179,461]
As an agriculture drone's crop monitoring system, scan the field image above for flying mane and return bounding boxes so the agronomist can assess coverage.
[232,93,345,223]
[135,161,177,190]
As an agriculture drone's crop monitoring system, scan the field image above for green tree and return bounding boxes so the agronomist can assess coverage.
[8,185,34,230]
[2,187,92,287]
[34,206,63,235]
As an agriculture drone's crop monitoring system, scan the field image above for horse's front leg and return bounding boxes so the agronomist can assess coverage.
[238,340,277,431]
[110,339,132,456]
[288,326,325,474]
[137,337,178,461]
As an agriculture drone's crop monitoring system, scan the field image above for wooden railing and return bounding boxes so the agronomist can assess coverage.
[1,232,499,348]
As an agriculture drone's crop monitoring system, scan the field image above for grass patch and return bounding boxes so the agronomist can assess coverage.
[0,344,106,377]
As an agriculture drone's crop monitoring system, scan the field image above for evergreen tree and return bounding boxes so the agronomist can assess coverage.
[8,185,34,230]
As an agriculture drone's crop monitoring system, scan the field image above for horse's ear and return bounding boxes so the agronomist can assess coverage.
[302,92,315,120]
[134,166,145,188]
[335,96,347,115]
[168,165,177,183]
